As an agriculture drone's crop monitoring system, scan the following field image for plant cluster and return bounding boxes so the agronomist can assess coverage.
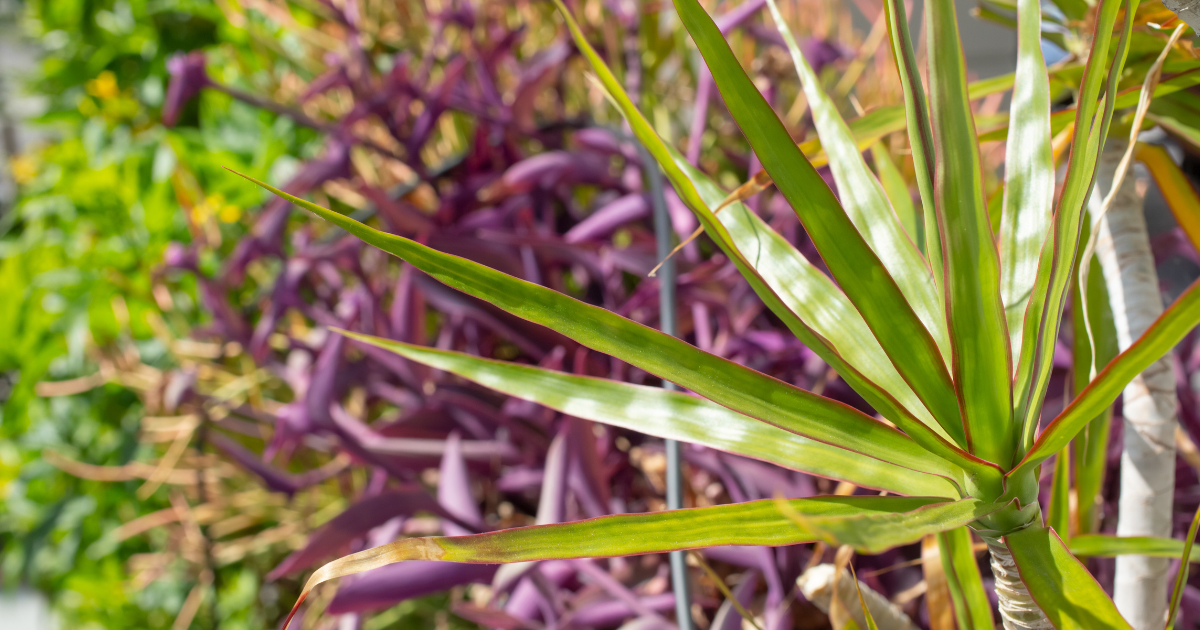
[9,0,1200,628]
[234,0,1200,627]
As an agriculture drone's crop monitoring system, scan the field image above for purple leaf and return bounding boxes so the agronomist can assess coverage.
[268,487,453,579]
[306,331,345,429]
[208,432,342,496]
[497,467,545,492]
[504,560,575,622]
[565,194,651,243]
[163,52,211,127]
[536,423,571,525]
[479,151,621,202]
[330,404,518,462]
[711,571,759,630]
[326,562,498,614]
[565,593,677,628]
[439,432,484,536]
[450,603,535,630]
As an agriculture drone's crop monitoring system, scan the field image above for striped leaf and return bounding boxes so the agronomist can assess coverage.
[926,0,1014,466]
[285,496,998,628]
[340,330,960,497]
[1006,526,1134,630]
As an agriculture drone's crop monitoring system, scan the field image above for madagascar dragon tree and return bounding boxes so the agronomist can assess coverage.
[231,0,1200,626]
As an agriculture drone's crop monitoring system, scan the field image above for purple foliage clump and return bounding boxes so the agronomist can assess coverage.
[150,0,957,628]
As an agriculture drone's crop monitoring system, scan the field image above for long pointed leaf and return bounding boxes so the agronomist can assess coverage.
[230,170,969,487]
[1006,526,1134,630]
[1010,276,1200,482]
[1168,505,1200,627]
[926,0,1014,465]
[669,154,960,448]
[559,1,991,476]
[979,68,1200,145]
[286,496,997,627]
[340,330,959,497]
[671,0,967,470]
[1048,449,1071,536]
[722,68,1059,227]
[1071,222,1118,535]
[1069,534,1200,562]
[999,0,1055,377]
[765,0,951,384]
[1012,0,1138,453]
[871,143,922,248]
[937,527,995,630]
[882,0,942,293]
[801,106,910,169]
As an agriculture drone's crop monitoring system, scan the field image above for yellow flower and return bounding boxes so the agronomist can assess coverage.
[190,203,211,224]
[86,71,120,100]
[192,193,241,224]
[218,203,242,223]
[9,155,37,184]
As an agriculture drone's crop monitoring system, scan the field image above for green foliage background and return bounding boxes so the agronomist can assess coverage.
[0,1,338,627]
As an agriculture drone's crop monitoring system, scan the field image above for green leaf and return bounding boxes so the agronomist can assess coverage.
[230,169,969,487]
[286,496,999,628]
[1010,276,1200,484]
[1006,526,1135,630]
[979,68,1200,144]
[999,0,1054,386]
[848,563,881,630]
[799,70,1034,168]
[937,527,994,630]
[1069,534,1200,562]
[1070,220,1118,535]
[338,330,960,497]
[987,182,1004,239]
[1012,0,1138,456]
[882,0,941,295]
[926,0,1014,466]
[672,0,965,461]
[766,0,951,387]
[870,143,922,249]
[800,106,908,168]
[1048,0,1089,20]
[1150,92,1200,153]
[1168,506,1200,628]
[1048,449,1071,537]
[555,0,987,476]
[672,152,963,451]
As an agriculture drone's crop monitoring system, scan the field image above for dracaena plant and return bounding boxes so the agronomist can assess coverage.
[156,1,860,623]
[227,0,1200,626]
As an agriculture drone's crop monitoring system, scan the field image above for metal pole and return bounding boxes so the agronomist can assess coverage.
[638,142,693,630]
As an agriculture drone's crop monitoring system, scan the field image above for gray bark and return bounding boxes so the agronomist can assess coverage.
[1089,140,1178,630]
[1162,0,1200,34]
[983,536,1053,630]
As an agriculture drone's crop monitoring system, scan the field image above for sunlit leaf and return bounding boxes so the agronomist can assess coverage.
[285,496,999,628]
[672,0,967,471]
[339,330,960,497]
[1011,276,1200,482]
[926,0,1013,465]
[231,170,972,485]
[1006,526,1134,630]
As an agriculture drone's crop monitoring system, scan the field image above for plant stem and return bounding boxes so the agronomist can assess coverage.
[982,536,1053,629]
[1090,139,1177,629]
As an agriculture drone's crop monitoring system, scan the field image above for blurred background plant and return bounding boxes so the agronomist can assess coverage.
[3,0,1200,629]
